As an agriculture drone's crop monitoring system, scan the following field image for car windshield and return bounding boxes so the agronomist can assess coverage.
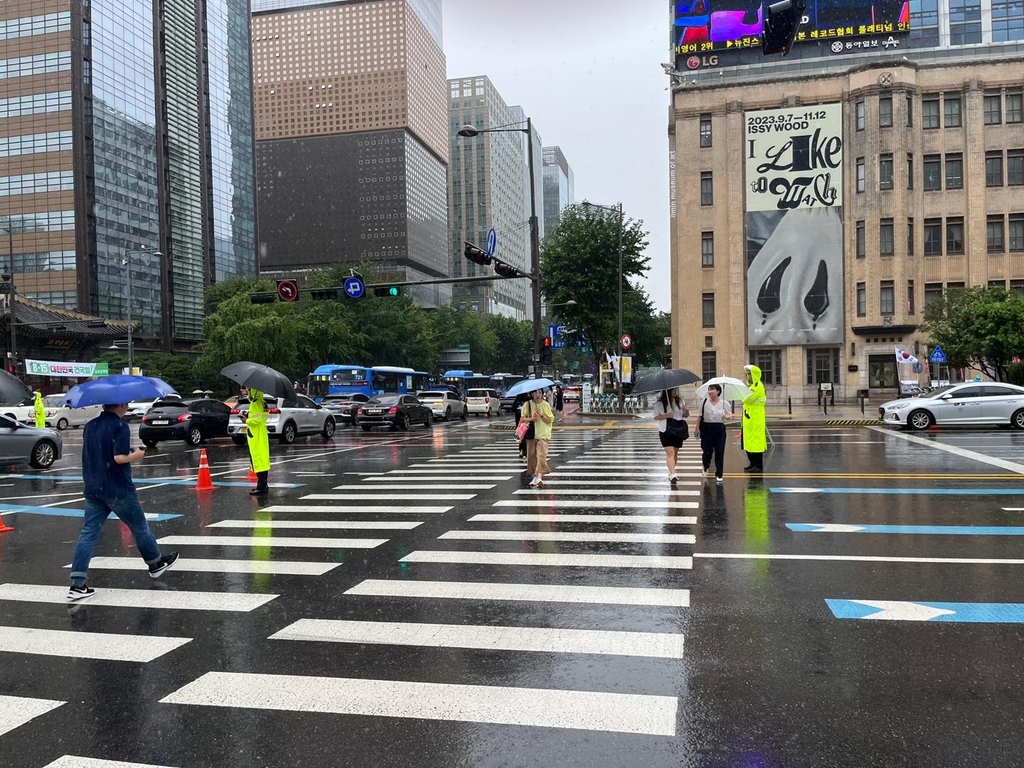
[152,397,187,408]
[419,392,445,399]
[919,386,962,398]
[368,396,400,406]
[467,390,489,397]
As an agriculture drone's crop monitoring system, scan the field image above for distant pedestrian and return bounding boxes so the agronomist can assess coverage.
[33,391,45,428]
[555,384,564,417]
[524,388,555,487]
[67,403,179,601]
[653,388,689,486]
[696,383,731,483]
[513,392,530,460]
[245,389,271,494]
[742,364,767,472]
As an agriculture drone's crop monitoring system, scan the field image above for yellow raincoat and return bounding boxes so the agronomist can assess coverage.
[33,392,46,429]
[246,389,271,473]
[742,365,767,453]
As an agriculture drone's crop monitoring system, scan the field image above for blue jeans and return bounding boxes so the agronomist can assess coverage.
[70,494,162,584]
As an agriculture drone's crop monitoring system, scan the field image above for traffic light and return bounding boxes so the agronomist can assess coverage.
[493,261,522,278]
[761,0,805,56]
[309,288,340,301]
[541,337,553,366]
[250,292,277,304]
[464,242,493,267]
[373,286,402,297]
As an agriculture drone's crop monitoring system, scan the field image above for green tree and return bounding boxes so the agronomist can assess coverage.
[429,306,497,372]
[485,314,532,373]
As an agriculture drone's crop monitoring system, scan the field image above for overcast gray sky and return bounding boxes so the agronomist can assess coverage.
[441,0,672,312]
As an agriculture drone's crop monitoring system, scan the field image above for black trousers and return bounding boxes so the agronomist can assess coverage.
[700,422,727,478]
[255,470,269,492]
[745,450,764,470]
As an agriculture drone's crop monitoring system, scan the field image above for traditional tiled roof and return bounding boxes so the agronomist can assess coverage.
[2,295,136,339]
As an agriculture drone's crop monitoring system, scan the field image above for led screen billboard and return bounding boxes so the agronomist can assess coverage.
[673,0,911,54]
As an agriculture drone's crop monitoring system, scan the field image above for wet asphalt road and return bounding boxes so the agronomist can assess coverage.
[1,418,1024,767]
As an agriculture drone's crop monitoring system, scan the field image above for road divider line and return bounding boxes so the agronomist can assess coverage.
[0,625,190,662]
[400,550,693,569]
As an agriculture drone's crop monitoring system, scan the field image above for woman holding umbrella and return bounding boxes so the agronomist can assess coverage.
[523,387,555,487]
[653,388,690,487]
[695,384,731,483]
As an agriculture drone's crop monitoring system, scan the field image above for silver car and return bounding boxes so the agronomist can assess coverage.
[228,395,337,444]
[0,414,63,469]
[878,383,1024,430]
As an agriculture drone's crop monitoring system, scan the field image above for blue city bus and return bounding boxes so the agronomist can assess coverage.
[442,370,491,392]
[490,373,525,395]
[308,365,430,401]
[371,367,431,396]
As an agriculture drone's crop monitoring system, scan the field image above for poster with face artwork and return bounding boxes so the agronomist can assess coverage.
[745,104,844,346]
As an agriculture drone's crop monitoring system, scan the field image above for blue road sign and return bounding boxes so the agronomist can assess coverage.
[344,276,365,299]
[827,599,1024,623]
[789,523,1024,535]
[548,323,568,350]
[486,228,497,257]
[929,345,947,364]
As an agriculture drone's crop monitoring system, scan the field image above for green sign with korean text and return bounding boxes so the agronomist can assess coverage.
[26,360,110,378]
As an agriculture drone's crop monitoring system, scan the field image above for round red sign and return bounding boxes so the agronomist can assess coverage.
[685,56,701,70]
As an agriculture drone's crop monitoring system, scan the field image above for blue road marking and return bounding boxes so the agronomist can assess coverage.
[772,487,1024,495]
[0,474,302,489]
[827,599,1024,623]
[0,503,181,521]
[789,523,1024,535]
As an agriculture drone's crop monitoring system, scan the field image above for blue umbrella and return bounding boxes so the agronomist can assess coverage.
[64,374,177,408]
[506,377,556,398]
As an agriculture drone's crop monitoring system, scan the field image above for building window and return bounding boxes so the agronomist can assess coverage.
[701,232,714,267]
[879,154,893,190]
[988,215,1005,253]
[944,95,963,127]
[1007,92,1023,124]
[907,280,915,315]
[984,94,1002,125]
[856,220,866,258]
[750,350,782,386]
[702,293,715,327]
[856,158,865,193]
[699,114,712,148]
[947,217,965,255]
[1013,280,1024,298]
[700,171,713,206]
[856,100,865,130]
[906,94,914,127]
[1009,150,1024,186]
[924,218,943,255]
[907,153,914,189]
[879,96,893,127]
[705,336,714,348]
[986,151,1004,187]
[857,282,866,316]
[924,155,941,190]
[945,154,963,189]
[990,280,1008,290]
[949,0,983,44]
[922,96,940,129]
[880,219,894,255]
[806,348,839,385]
[701,351,717,381]
[1010,214,1024,252]
[880,281,895,315]
[908,217,915,255]
[925,282,943,307]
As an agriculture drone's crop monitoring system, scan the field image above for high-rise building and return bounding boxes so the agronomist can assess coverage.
[0,0,257,347]
[542,146,575,240]
[252,0,450,308]
[669,0,1024,402]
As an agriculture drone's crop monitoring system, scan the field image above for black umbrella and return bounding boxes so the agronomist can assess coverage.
[220,362,297,401]
[0,369,33,406]
[631,368,702,395]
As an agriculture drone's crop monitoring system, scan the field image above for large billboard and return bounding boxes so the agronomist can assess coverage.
[745,104,844,347]
[673,0,910,54]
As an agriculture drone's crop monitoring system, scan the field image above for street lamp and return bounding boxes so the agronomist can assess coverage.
[582,201,626,413]
[457,119,542,375]
[122,247,163,374]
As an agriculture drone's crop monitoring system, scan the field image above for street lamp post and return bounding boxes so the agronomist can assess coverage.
[457,119,542,375]
[123,248,163,374]
[583,201,625,413]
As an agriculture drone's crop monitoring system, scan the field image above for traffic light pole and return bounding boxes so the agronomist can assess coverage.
[526,117,542,378]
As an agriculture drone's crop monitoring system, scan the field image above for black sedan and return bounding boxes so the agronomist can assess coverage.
[139,398,232,447]
[355,395,433,431]
[320,393,371,425]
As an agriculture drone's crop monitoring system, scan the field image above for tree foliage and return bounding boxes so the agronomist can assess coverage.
[922,286,1024,381]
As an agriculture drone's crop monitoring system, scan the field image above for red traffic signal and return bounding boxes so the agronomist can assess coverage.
[464,243,493,266]
[543,337,552,348]
[493,262,521,278]
[277,279,299,302]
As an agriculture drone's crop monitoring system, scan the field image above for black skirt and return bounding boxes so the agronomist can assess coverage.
[659,430,683,449]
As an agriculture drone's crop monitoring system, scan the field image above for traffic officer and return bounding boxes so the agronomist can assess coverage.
[33,391,46,429]
[245,389,271,495]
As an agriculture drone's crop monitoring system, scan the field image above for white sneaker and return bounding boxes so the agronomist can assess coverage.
[529,476,541,487]
[716,476,723,484]
[701,468,708,478]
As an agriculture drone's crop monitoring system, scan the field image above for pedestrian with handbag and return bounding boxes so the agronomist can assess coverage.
[653,388,690,487]
[523,388,555,487]
[695,384,731,483]
[513,392,530,460]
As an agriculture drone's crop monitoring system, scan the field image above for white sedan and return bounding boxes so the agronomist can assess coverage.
[0,395,101,430]
[878,382,1024,429]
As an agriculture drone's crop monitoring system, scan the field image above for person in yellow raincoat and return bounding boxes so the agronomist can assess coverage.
[33,391,46,429]
[742,364,767,473]
[245,389,271,495]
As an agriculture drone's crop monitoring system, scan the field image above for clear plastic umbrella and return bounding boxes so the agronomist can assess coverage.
[695,376,752,401]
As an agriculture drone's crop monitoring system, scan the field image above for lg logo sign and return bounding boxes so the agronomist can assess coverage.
[685,55,719,69]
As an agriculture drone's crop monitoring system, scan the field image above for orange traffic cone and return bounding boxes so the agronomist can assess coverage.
[194,448,215,492]
[0,514,13,534]
[247,466,258,483]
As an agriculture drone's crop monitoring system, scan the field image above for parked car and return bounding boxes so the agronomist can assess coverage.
[465,388,500,416]
[139,397,232,447]
[126,397,163,422]
[228,395,336,444]
[563,386,582,403]
[0,414,62,469]
[416,390,467,421]
[355,394,433,431]
[320,393,371,425]
[878,382,1024,429]
[42,395,102,430]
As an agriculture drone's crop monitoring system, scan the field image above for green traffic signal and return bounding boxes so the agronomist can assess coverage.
[373,286,402,297]
[389,286,400,297]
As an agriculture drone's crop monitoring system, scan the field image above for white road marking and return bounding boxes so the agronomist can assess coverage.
[156,535,388,549]
[0,583,277,612]
[208,520,421,530]
[74,557,340,576]
[440,530,696,544]
[302,493,476,501]
[0,625,190,662]
[345,578,691,607]
[400,550,693,569]
[159,671,678,736]
[694,553,1024,565]
[262,505,452,515]
[469,513,697,524]
[546,472,702,478]
[369,475,513,481]
[0,694,64,738]
[868,425,1024,474]
[493,499,699,509]
[43,757,179,768]
[514,489,700,497]
[271,619,685,659]
[332,484,496,490]
[517,479,701,486]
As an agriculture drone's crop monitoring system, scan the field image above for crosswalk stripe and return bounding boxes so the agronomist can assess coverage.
[208,520,421,530]
[302,493,476,501]
[546,472,702,478]
[469,513,697,524]
[156,535,388,550]
[332,484,496,490]
[567,464,702,469]
[494,499,699,509]
[400,551,693,569]
[43,757,179,768]
[514,489,700,497]
[515,479,701,486]
[159,671,678,735]
[270,618,686,659]
[370,475,513,481]
[409,464,520,470]
[439,530,696,544]
[0,626,190,662]
[75,557,340,576]
[344,579,691,607]
[263,505,452,514]
[0,694,64,738]
[0,583,277,612]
